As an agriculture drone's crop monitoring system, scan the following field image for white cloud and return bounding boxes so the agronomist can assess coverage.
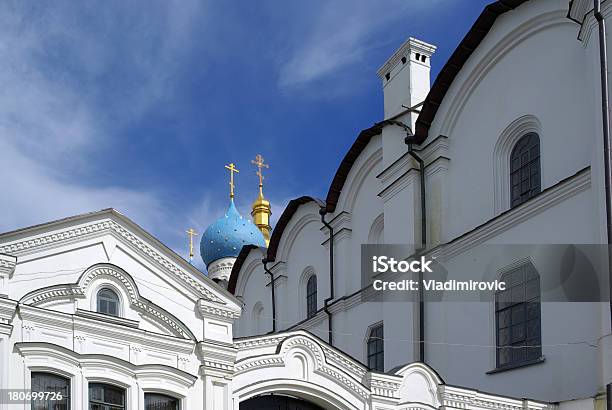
[0,1,206,242]
[277,0,443,92]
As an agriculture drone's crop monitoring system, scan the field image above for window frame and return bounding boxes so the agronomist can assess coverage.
[88,382,126,409]
[96,287,120,317]
[510,132,541,208]
[144,392,181,410]
[306,275,317,319]
[494,262,542,370]
[366,323,384,372]
[31,372,70,410]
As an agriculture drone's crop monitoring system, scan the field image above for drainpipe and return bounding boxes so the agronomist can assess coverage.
[592,1,611,405]
[263,258,277,332]
[405,133,427,364]
[320,208,335,346]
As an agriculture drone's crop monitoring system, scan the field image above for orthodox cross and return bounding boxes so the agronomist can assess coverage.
[225,162,239,198]
[251,154,269,187]
[186,228,198,263]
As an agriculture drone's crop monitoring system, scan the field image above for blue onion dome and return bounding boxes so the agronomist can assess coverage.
[200,199,266,267]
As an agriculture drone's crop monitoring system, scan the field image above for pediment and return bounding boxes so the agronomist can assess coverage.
[0,209,240,310]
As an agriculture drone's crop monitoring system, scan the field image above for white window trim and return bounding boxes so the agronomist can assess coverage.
[493,115,543,215]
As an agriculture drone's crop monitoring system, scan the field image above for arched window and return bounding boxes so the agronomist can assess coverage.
[89,383,125,409]
[510,133,541,208]
[97,288,120,316]
[306,275,317,318]
[145,393,179,410]
[31,372,70,410]
[367,323,384,371]
[495,262,541,369]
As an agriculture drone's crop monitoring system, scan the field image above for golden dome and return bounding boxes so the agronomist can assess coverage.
[250,154,272,247]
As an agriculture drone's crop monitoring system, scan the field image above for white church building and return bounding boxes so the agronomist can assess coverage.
[1,0,611,409]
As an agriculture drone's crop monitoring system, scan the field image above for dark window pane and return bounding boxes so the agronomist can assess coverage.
[498,327,510,346]
[510,133,541,207]
[496,262,541,368]
[367,324,384,372]
[89,383,125,409]
[97,288,120,317]
[145,393,179,410]
[306,276,317,318]
[31,373,70,410]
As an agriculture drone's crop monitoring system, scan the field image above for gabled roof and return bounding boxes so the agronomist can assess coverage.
[414,0,529,143]
[0,208,242,307]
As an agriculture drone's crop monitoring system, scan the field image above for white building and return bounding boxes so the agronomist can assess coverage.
[0,0,610,409]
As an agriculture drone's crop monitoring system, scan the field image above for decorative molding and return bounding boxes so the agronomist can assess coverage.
[378,169,420,202]
[207,257,236,282]
[16,341,197,388]
[20,264,196,340]
[198,339,237,377]
[0,218,227,305]
[493,115,542,215]
[0,297,18,325]
[439,385,556,410]
[0,253,16,277]
[324,211,352,232]
[198,299,241,321]
[18,304,195,355]
[578,0,612,44]
[231,331,556,408]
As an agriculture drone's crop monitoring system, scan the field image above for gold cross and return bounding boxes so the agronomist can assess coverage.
[186,228,198,261]
[225,162,240,198]
[251,154,269,187]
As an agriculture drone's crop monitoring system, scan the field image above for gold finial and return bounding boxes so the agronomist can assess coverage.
[251,154,269,189]
[250,154,272,247]
[224,162,240,199]
[186,228,198,263]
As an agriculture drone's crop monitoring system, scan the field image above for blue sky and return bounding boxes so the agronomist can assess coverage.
[1,0,490,269]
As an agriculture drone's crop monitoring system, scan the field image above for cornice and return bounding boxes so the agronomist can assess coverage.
[324,211,352,232]
[0,297,18,323]
[578,0,612,44]
[439,385,556,410]
[15,342,197,386]
[377,169,420,202]
[377,37,436,79]
[19,304,195,355]
[0,253,16,277]
[432,167,591,260]
[198,339,238,376]
[198,299,241,321]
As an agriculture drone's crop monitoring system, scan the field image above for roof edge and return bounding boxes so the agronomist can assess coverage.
[414,0,529,143]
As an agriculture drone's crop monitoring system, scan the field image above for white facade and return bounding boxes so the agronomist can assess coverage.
[231,0,612,408]
[1,0,611,409]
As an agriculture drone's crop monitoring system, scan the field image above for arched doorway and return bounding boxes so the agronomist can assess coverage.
[240,394,325,410]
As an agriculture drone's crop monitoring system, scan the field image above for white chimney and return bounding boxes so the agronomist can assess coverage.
[377,37,437,121]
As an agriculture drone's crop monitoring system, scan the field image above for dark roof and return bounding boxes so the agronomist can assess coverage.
[324,121,388,213]
[227,244,260,294]
[227,196,324,295]
[414,0,529,143]
[266,196,325,262]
